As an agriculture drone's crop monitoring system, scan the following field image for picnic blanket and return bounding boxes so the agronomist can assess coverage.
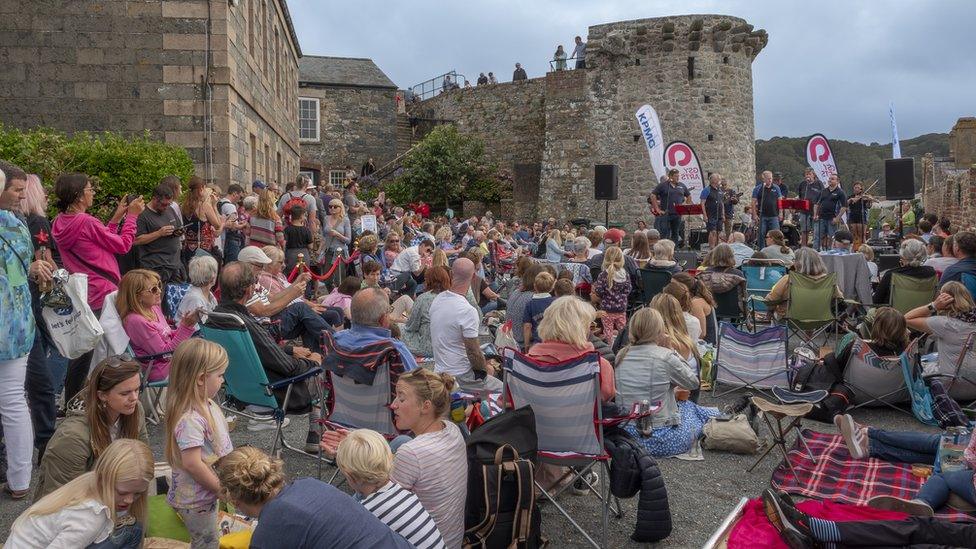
[771,429,975,522]
[728,498,908,549]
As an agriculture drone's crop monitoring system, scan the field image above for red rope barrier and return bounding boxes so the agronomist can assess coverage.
[287,250,361,283]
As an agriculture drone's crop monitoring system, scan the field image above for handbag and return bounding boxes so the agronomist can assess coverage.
[41,273,104,359]
[701,413,760,454]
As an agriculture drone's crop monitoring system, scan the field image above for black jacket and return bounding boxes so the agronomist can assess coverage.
[604,428,672,543]
[210,302,317,412]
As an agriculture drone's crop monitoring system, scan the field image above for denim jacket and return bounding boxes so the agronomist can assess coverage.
[0,210,35,359]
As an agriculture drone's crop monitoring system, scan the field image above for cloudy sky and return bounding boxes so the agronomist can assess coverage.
[288,0,974,144]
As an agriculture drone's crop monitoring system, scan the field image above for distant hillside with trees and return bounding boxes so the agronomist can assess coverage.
[755,133,949,195]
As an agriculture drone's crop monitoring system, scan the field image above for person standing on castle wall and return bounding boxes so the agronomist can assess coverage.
[700,173,726,249]
[488,72,497,84]
[797,167,823,248]
[553,45,567,71]
[650,169,691,244]
[752,170,783,248]
[572,35,587,69]
[477,73,488,85]
[513,63,527,81]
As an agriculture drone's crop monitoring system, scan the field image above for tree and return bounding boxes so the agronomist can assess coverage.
[392,124,500,207]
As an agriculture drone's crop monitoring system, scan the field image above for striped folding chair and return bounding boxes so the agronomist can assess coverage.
[501,347,617,549]
[713,322,789,397]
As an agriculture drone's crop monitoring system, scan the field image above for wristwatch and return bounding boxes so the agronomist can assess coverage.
[927,303,938,315]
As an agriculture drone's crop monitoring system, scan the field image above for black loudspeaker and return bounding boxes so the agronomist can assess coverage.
[885,158,915,201]
[594,164,618,200]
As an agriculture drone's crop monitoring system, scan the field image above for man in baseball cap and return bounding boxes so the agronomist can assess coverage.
[823,229,854,255]
[238,245,272,266]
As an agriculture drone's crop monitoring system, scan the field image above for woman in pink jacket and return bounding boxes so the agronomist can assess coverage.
[52,173,144,402]
[117,269,198,381]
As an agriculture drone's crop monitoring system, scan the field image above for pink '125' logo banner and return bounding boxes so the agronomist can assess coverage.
[664,141,704,203]
[806,133,838,184]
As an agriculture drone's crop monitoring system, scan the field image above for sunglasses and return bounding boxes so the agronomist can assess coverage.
[329,204,341,208]
[143,285,161,295]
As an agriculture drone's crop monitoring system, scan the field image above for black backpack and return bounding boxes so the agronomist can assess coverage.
[464,406,544,549]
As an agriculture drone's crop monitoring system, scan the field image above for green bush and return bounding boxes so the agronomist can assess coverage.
[0,124,194,219]
[390,124,503,208]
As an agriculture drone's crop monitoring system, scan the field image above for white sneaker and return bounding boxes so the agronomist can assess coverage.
[834,414,867,459]
[570,471,599,496]
[247,416,290,432]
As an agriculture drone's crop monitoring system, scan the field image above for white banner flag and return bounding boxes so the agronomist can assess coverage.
[635,104,667,183]
[806,133,838,184]
[889,102,901,159]
[664,141,705,203]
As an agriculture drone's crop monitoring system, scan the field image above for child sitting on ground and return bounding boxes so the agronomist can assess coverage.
[320,275,360,322]
[165,339,234,549]
[593,246,632,343]
[522,271,556,350]
[336,429,446,549]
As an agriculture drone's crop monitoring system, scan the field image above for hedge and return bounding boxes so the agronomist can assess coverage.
[0,124,195,219]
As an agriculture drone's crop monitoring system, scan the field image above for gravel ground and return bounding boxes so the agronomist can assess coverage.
[0,392,936,547]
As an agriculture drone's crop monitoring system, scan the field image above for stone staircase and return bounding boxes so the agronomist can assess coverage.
[395,113,417,156]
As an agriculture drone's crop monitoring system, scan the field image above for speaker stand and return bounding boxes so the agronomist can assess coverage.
[604,200,610,230]
[898,200,904,240]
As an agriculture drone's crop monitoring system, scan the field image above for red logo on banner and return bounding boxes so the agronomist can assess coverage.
[805,133,838,184]
[808,135,831,162]
[664,141,705,204]
[667,143,694,167]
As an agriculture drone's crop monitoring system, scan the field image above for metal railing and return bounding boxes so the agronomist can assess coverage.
[408,71,468,101]
[548,56,583,72]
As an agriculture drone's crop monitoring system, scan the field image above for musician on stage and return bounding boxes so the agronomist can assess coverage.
[650,168,691,243]
[700,173,725,249]
[797,168,823,248]
[751,170,783,247]
[812,174,847,251]
[719,178,737,239]
[848,181,873,249]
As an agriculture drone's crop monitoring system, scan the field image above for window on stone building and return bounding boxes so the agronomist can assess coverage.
[264,143,271,184]
[276,151,282,186]
[262,0,269,75]
[274,27,280,98]
[687,57,695,80]
[250,134,258,184]
[247,0,255,54]
[723,56,729,65]
[329,170,346,188]
[299,97,319,142]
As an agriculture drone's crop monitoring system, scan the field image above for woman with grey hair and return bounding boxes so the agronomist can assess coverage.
[646,239,682,274]
[873,238,936,305]
[175,254,219,323]
[764,247,843,319]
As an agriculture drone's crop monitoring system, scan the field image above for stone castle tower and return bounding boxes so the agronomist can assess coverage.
[411,14,768,225]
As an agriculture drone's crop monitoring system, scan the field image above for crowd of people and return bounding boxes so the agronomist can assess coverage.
[3,157,976,548]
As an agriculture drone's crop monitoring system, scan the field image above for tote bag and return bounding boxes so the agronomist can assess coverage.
[42,273,104,359]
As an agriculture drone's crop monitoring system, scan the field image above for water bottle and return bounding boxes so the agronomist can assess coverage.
[638,400,653,436]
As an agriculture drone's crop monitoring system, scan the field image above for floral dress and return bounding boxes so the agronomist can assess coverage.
[0,210,35,360]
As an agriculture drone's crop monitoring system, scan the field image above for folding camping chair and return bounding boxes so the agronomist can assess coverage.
[889,273,938,314]
[639,268,672,304]
[502,347,640,549]
[200,310,323,458]
[712,322,789,397]
[841,336,909,414]
[748,396,816,476]
[742,260,787,329]
[940,331,976,407]
[780,272,843,354]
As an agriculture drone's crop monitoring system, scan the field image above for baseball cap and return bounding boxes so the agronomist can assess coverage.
[834,230,853,245]
[604,228,626,244]
[252,180,267,190]
[238,246,272,265]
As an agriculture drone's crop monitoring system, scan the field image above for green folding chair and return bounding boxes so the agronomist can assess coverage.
[200,310,323,459]
[889,273,938,314]
[783,272,842,354]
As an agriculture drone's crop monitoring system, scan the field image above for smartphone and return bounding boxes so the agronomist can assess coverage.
[125,193,140,204]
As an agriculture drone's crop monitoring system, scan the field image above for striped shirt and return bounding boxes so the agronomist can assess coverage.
[362,482,446,549]
[391,421,467,549]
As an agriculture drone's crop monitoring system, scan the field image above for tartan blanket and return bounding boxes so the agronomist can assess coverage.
[771,429,975,522]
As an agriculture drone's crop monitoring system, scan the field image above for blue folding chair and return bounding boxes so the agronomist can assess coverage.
[200,310,322,458]
[742,260,787,329]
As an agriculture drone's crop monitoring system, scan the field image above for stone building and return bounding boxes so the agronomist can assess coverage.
[297,55,397,187]
[0,0,301,189]
[409,15,767,224]
[921,117,976,228]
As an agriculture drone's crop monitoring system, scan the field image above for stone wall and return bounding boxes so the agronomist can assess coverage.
[922,117,976,230]
[299,85,397,177]
[409,14,766,227]
[0,0,300,189]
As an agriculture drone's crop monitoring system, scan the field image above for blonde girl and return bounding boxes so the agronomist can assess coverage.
[248,189,284,247]
[165,339,233,549]
[651,293,703,385]
[8,439,153,548]
[662,280,706,341]
[593,246,631,343]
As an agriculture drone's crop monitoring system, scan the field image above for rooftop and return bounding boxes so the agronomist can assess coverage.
[298,55,397,90]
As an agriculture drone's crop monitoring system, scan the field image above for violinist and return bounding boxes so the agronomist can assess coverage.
[848,181,874,249]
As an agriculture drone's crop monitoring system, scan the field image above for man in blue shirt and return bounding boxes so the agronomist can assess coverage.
[650,169,691,243]
[752,170,783,247]
[813,175,847,251]
[940,230,976,289]
[797,168,823,248]
[700,173,725,248]
[332,287,419,371]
